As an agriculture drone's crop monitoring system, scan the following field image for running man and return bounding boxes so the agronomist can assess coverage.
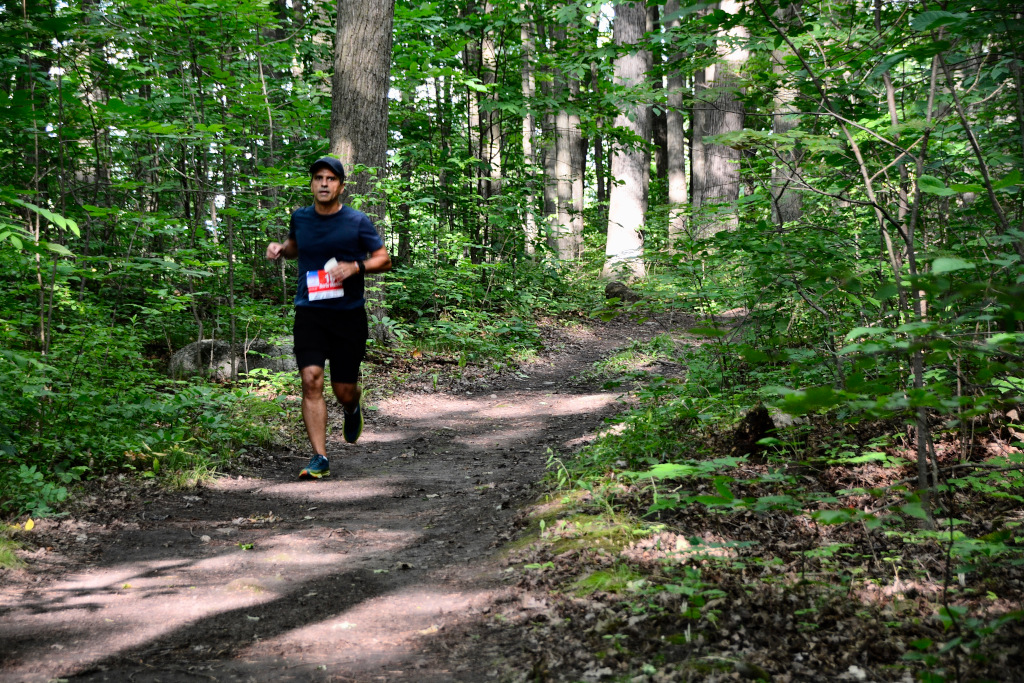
[266,157,392,479]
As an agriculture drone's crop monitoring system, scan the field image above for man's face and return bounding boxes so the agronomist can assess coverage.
[311,168,344,206]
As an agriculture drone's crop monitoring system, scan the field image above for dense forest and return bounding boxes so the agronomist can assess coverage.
[2,0,1023,679]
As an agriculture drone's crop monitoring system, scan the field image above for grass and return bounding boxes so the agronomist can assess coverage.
[163,463,218,490]
[572,564,646,596]
[0,529,24,570]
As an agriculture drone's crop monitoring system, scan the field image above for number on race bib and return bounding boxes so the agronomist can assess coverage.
[306,270,344,300]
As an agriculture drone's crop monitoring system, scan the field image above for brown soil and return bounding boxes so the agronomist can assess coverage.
[0,316,667,683]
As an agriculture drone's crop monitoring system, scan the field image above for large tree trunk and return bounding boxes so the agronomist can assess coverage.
[549,25,584,261]
[330,0,395,342]
[691,0,747,238]
[664,0,689,249]
[648,5,668,182]
[602,2,650,280]
[541,70,558,252]
[544,26,585,259]
[569,80,585,260]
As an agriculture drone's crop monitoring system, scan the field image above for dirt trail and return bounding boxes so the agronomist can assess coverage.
[0,318,664,683]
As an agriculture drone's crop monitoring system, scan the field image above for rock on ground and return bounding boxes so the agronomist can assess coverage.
[168,339,295,380]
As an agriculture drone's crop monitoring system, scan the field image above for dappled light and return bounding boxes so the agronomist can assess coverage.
[2,0,1023,679]
[1,320,636,681]
[252,480,402,504]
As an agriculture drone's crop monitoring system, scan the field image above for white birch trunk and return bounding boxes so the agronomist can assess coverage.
[602,2,650,280]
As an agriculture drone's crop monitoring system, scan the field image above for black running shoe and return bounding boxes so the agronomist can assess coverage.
[343,404,364,444]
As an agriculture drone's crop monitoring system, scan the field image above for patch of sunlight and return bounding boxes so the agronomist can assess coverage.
[256,481,400,503]
[239,582,497,663]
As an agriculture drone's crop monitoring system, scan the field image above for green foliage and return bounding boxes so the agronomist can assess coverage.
[0,321,285,515]
[0,464,82,517]
[573,564,646,596]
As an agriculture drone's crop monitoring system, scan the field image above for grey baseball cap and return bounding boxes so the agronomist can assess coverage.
[309,157,346,181]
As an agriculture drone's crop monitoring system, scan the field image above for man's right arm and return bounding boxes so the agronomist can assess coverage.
[266,237,298,260]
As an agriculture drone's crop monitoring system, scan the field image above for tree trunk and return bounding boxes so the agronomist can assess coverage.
[330,0,395,343]
[550,24,583,261]
[521,2,539,257]
[602,2,650,280]
[770,3,802,226]
[664,0,688,249]
[541,81,558,252]
[569,80,585,260]
[648,4,668,182]
[691,0,747,238]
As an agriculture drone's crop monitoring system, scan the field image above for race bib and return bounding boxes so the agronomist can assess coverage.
[306,269,344,301]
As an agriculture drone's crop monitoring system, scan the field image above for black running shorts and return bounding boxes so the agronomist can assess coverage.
[292,306,368,384]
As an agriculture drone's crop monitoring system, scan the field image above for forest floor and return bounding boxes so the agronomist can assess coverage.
[4,313,1022,683]
[0,314,681,683]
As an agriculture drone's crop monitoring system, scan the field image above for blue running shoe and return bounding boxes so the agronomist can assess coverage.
[299,454,330,479]
[343,404,364,444]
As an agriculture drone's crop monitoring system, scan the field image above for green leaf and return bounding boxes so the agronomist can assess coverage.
[813,509,856,524]
[909,638,933,651]
[44,241,73,257]
[932,257,975,274]
[910,11,965,32]
[687,326,727,338]
[918,175,955,196]
[845,326,888,340]
[948,182,984,193]
[633,463,699,480]
[901,501,930,520]
[694,495,734,506]
[993,170,1022,190]
[777,386,842,415]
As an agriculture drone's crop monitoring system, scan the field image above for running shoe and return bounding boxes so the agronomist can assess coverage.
[343,404,364,444]
[299,453,330,479]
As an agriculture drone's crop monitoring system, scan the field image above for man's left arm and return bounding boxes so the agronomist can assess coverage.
[363,246,392,274]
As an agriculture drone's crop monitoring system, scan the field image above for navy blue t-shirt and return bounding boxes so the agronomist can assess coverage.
[287,204,384,310]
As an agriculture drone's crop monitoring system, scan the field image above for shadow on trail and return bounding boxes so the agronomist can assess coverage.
[1,380,628,682]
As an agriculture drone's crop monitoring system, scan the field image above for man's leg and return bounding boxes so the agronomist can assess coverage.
[330,382,361,411]
[300,364,329,456]
[332,381,364,444]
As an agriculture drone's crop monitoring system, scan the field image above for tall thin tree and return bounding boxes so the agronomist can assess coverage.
[602,1,650,280]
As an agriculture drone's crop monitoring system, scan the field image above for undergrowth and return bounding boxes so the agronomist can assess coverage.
[515,317,1024,682]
